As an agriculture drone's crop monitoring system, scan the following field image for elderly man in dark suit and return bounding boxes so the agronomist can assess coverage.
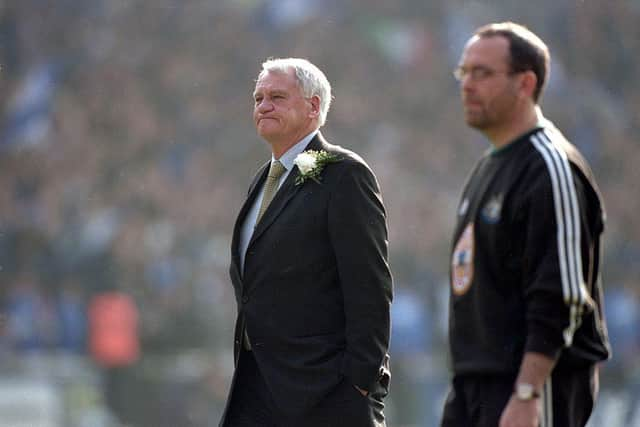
[219,58,393,427]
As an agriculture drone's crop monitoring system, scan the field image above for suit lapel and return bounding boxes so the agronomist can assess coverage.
[248,163,301,245]
[230,161,269,276]
[248,134,326,248]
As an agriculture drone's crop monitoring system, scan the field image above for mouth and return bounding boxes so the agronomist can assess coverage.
[463,101,483,112]
[463,97,481,106]
[256,117,279,132]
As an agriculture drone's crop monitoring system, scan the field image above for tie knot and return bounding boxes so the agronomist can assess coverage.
[268,160,286,179]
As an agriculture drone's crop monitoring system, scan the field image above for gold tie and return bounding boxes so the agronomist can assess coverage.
[256,160,286,224]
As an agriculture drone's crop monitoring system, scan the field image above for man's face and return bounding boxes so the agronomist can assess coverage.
[457,35,520,131]
[253,69,316,146]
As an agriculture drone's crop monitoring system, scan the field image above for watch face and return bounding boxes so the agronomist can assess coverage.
[516,383,538,400]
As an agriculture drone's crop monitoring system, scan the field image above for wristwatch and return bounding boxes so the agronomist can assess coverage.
[514,383,541,401]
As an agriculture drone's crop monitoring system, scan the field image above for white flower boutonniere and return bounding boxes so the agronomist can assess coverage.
[293,150,340,185]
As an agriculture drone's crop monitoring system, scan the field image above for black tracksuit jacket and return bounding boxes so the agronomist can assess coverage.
[448,123,610,376]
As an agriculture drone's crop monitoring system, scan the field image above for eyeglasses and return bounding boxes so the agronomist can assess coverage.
[453,65,516,82]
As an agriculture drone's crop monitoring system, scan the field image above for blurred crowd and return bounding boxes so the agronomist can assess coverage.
[1,0,639,425]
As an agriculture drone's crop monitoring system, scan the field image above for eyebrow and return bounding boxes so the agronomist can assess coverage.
[253,89,288,98]
[458,62,491,68]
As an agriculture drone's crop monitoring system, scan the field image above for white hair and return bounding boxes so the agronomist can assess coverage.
[259,58,333,127]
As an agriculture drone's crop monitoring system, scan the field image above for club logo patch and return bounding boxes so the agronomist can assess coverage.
[451,222,474,296]
[481,193,503,224]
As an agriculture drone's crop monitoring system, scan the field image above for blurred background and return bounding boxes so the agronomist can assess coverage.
[0,0,638,426]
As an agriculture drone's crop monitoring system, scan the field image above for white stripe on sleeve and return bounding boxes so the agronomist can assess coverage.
[531,131,587,347]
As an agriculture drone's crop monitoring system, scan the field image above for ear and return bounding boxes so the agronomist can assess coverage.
[519,70,538,99]
[308,95,321,118]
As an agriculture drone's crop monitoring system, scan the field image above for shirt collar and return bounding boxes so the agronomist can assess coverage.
[273,130,318,171]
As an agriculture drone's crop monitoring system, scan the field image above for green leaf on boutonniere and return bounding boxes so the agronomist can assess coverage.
[293,150,341,185]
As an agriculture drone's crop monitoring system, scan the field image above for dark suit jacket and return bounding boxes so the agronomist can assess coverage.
[224,133,393,421]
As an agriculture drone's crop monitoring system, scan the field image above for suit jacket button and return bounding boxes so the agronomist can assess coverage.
[242,295,249,303]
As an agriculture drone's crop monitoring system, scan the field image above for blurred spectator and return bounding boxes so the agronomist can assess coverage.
[603,280,640,383]
[6,272,60,352]
[390,283,435,425]
[57,278,87,354]
[88,291,139,368]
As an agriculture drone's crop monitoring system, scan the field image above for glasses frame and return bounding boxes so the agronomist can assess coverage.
[453,65,521,82]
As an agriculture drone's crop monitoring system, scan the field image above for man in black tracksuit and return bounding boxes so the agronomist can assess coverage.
[441,22,610,427]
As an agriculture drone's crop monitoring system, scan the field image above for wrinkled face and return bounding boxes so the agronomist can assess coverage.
[457,35,521,132]
[253,69,316,146]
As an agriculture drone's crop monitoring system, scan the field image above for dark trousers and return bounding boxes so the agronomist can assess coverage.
[223,350,386,427]
[440,365,598,427]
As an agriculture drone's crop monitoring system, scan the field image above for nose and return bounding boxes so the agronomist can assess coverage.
[256,98,273,113]
[460,78,478,100]
[460,74,475,92]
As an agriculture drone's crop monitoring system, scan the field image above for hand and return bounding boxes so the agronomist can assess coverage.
[499,395,540,427]
[353,384,369,396]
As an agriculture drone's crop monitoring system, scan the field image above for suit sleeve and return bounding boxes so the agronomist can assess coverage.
[521,163,594,359]
[327,160,393,390]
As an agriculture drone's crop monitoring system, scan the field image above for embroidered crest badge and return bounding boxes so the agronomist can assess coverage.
[481,193,503,224]
[451,222,474,296]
